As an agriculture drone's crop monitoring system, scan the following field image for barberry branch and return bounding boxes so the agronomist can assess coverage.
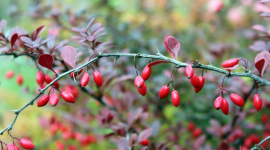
[1,52,270,136]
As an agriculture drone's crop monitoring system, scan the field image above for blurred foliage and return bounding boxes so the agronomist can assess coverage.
[1,0,270,149]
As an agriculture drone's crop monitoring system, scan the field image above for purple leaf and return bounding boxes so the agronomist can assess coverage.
[137,128,153,143]
[61,46,77,68]
[41,38,52,45]
[38,54,55,72]
[249,41,266,52]
[93,27,105,35]
[164,35,180,60]
[86,18,95,30]
[47,35,56,50]
[261,0,270,2]
[261,12,270,17]
[252,25,270,34]
[71,27,81,32]
[254,50,270,77]
[91,23,102,33]
[10,33,18,48]
[55,40,68,50]
[20,37,32,45]
[117,138,129,150]
[193,135,206,150]
[0,19,7,33]
[130,133,138,145]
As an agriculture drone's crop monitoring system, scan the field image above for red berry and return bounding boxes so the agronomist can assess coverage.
[192,128,202,138]
[7,143,19,150]
[171,90,180,107]
[230,93,244,107]
[36,71,45,85]
[70,69,83,78]
[221,99,229,115]
[49,92,59,106]
[5,71,14,79]
[93,71,103,86]
[19,138,35,149]
[138,83,147,96]
[158,85,170,99]
[214,96,223,110]
[16,75,23,85]
[221,58,239,68]
[60,91,75,103]
[185,64,194,79]
[65,85,79,99]
[81,72,89,87]
[194,76,205,93]
[188,122,195,131]
[253,94,262,111]
[45,75,52,84]
[37,94,49,107]
[142,65,151,81]
[140,139,149,146]
[190,74,200,88]
[262,114,268,123]
[134,75,144,88]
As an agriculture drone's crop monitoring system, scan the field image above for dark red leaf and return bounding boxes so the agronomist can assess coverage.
[117,138,129,150]
[10,33,18,48]
[255,50,270,77]
[148,60,170,67]
[61,46,77,68]
[137,128,152,143]
[38,54,55,72]
[32,25,45,40]
[164,35,180,60]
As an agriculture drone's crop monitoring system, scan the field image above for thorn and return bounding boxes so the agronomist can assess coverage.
[156,47,160,54]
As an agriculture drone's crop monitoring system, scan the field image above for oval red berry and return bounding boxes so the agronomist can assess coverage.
[38,95,50,107]
[221,99,229,115]
[81,72,89,87]
[60,91,75,103]
[221,58,239,68]
[138,83,147,96]
[190,74,200,89]
[158,85,170,99]
[93,71,103,86]
[185,64,194,79]
[134,75,144,88]
[19,138,35,149]
[142,65,151,81]
[171,90,180,107]
[253,94,262,111]
[49,93,59,106]
[214,96,223,110]
[230,93,244,107]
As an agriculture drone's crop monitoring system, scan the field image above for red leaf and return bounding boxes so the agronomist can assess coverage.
[137,128,153,143]
[148,60,170,67]
[32,25,45,40]
[117,138,129,150]
[164,35,180,60]
[10,33,18,48]
[38,54,55,72]
[255,50,270,77]
[61,46,77,68]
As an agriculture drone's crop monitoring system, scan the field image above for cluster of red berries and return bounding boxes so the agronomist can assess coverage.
[188,122,202,138]
[48,117,96,150]
[1,138,35,150]
[80,69,103,87]
[5,71,23,85]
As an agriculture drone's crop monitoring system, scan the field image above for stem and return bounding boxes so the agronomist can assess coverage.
[0,52,270,136]
[238,58,248,71]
